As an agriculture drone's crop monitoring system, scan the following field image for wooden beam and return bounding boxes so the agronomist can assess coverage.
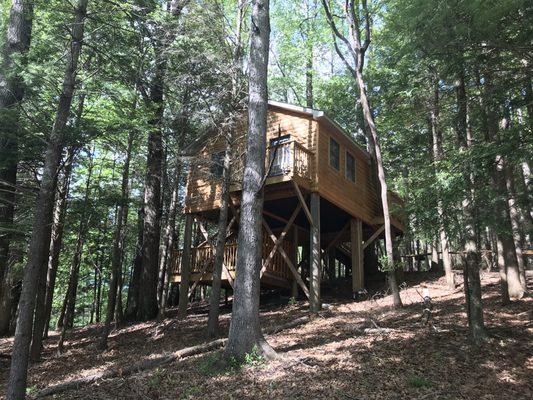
[263,220,310,298]
[363,225,384,250]
[351,218,364,292]
[292,181,313,225]
[261,204,302,275]
[324,221,350,254]
[262,209,309,232]
[309,192,321,312]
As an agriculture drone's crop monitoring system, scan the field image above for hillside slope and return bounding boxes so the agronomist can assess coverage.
[1,272,531,399]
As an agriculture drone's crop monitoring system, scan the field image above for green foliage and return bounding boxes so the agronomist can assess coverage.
[407,375,433,388]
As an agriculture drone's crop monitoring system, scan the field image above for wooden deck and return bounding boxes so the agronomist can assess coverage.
[170,235,294,289]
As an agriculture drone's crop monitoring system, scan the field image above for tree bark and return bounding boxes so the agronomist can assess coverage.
[225,0,276,361]
[0,0,34,337]
[6,1,88,398]
[98,132,134,349]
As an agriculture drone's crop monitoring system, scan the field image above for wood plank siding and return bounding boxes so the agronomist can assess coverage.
[183,101,402,230]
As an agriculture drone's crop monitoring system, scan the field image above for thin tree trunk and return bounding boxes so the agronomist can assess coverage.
[321,0,402,307]
[206,0,244,339]
[429,78,455,289]
[504,167,527,290]
[157,166,181,320]
[99,131,134,349]
[125,206,144,320]
[456,69,487,343]
[7,1,88,397]
[42,147,76,339]
[207,140,232,338]
[225,0,276,361]
[0,0,34,337]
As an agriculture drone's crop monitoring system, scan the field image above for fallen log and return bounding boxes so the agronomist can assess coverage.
[35,314,313,398]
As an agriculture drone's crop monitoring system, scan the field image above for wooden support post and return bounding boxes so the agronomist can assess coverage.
[178,213,194,319]
[351,218,364,294]
[309,192,321,312]
[291,227,299,299]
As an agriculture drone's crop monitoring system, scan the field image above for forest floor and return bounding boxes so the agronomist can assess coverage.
[1,271,532,400]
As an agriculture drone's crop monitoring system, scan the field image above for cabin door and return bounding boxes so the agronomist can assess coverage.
[269,134,291,176]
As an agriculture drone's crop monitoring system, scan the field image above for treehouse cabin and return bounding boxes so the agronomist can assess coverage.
[171,101,403,308]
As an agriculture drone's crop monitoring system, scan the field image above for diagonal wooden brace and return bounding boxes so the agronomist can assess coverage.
[263,220,310,299]
[261,204,302,276]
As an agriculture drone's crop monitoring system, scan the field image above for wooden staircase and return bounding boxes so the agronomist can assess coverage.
[171,236,294,289]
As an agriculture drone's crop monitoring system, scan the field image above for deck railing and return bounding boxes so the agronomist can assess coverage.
[266,140,314,182]
[172,235,293,282]
[231,141,315,189]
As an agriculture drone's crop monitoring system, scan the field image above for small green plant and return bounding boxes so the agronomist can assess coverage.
[407,375,433,388]
[244,345,265,366]
[226,345,265,372]
[26,385,38,395]
[288,296,297,305]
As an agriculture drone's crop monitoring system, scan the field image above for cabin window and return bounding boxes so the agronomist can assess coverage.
[269,134,291,176]
[210,151,225,178]
[345,151,356,182]
[329,137,340,171]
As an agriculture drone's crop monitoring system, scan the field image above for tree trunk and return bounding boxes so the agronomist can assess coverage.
[98,131,133,349]
[6,1,88,398]
[125,206,144,321]
[429,78,455,289]
[0,0,34,337]
[56,151,94,353]
[456,70,487,343]
[42,148,76,339]
[207,141,232,338]
[504,167,527,290]
[157,165,181,320]
[225,0,276,361]
[138,52,164,322]
[206,0,244,339]
[321,0,402,307]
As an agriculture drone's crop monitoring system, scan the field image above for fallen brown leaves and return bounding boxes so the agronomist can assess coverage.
[1,272,531,400]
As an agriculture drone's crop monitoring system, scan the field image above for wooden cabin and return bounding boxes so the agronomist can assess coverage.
[171,101,403,308]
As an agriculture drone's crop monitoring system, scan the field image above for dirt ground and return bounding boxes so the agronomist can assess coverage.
[1,271,531,399]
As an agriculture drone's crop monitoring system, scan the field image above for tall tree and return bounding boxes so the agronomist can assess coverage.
[321,0,402,306]
[6,0,89,397]
[429,77,455,289]
[137,0,189,321]
[207,0,246,339]
[225,0,276,361]
[0,0,34,337]
[98,131,134,349]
